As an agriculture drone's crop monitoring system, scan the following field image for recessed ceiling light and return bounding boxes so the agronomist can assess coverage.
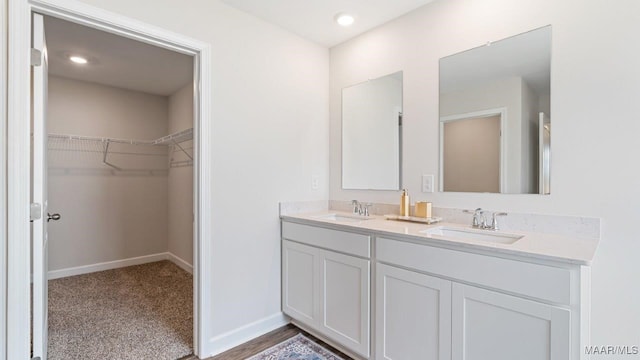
[69,56,88,64]
[335,13,355,27]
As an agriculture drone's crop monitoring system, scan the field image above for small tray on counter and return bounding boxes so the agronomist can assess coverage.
[384,214,442,224]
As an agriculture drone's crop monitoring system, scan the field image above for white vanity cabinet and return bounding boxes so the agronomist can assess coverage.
[375,261,571,360]
[451,283,570,360]
[281,218,591,360]
[282,240,320,327]
[282,222,371,358]
[320,250,370,356]
[375,263,452,360]
[376,236,586,360]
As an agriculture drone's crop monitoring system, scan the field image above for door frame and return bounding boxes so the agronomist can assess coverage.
[6,0,213,359]
[0,0,7,359]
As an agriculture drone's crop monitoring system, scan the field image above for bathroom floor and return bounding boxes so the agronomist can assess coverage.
[47,261,193,360]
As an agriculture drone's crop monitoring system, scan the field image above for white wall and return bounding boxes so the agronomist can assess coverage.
[72,0,330,354]
[330,0,640,348]
[168,83,193,267]
[47,76,169,271]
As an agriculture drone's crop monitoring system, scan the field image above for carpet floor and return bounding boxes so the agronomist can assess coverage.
[48,260,193,360]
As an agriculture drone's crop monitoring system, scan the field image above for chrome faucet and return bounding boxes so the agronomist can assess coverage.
[464,208,484,228]
[464,208,508,230]
[490,212,508,231]
[479,210,489,229]
[363,203,372,217]
[351,200,372,216]
[351,200,363,215]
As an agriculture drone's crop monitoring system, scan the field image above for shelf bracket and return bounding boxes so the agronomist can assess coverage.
[102,141,122,171]
[172,139,193,160]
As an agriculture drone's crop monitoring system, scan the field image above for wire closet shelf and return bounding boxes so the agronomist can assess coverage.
[47,128,193,170]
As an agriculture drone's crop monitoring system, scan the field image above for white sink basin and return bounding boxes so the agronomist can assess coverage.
[314,213,373,223]
[420,226,523,245]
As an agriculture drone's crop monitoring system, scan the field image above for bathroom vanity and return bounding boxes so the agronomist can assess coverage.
[286,21,596,360]
[280,210,598,360]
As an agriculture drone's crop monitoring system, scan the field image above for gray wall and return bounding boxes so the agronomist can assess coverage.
[443,115,500,192]
[520,80,540,193]
[47,76,169,271]
[168,83,194,267]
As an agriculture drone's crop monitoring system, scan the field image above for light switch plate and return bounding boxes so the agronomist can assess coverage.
[422,174,434,193]
[311,175,320,190]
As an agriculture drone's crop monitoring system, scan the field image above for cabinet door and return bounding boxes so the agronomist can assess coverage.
[376,263,452,360]
[282,240,320,328]
[320,249,370,358]
[452,283,571,360]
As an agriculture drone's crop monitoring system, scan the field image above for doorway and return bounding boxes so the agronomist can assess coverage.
[36,14,195,359]
[6,1,212,359]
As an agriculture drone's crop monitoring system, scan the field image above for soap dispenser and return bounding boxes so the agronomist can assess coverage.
[400,189,410,216]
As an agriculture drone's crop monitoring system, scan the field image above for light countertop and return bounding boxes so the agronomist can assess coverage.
[281,210,599,265]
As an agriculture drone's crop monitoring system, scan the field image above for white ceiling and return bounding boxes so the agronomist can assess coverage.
[221,0,436,47]
[44,16,193,96]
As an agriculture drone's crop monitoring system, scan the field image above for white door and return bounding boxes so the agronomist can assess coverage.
[282,240,320,328]
[32,12,55,360]
[320,250,370,358]
[375,263,451,360]
[452,283,570,360]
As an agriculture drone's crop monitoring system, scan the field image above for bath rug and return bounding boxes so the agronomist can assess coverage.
[246,333,344,360]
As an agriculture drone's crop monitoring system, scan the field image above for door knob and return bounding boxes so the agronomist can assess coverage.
[47,213,61,222]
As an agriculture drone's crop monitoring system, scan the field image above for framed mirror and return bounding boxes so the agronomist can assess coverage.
[439,26,551,194]
[342,71,403,190]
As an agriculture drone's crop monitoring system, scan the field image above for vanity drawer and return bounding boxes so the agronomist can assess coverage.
[282,221,370,258]
[376,237,571,305]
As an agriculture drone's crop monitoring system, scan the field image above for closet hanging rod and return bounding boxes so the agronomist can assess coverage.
[170,160,193,168]
[48,133,153,146]
[48,128,193,146]
[152,128,193,145]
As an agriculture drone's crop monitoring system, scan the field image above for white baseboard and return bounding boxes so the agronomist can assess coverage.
[47,252,176,280]
[206,312,289,357]
[166,252,193,274]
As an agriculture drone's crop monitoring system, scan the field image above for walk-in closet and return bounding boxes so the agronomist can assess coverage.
[39,15,196,360]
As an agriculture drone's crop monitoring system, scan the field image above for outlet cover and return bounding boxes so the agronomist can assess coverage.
[422,174,434,193]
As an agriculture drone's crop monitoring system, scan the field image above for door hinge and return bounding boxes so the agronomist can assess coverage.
[398,112,403,126]
[30,48,42,67]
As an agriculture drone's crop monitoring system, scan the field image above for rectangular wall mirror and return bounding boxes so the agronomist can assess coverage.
[439,26,551,194]
[342,71,403,190]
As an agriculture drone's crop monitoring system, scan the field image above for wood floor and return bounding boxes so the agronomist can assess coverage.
[197,324,353,360]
